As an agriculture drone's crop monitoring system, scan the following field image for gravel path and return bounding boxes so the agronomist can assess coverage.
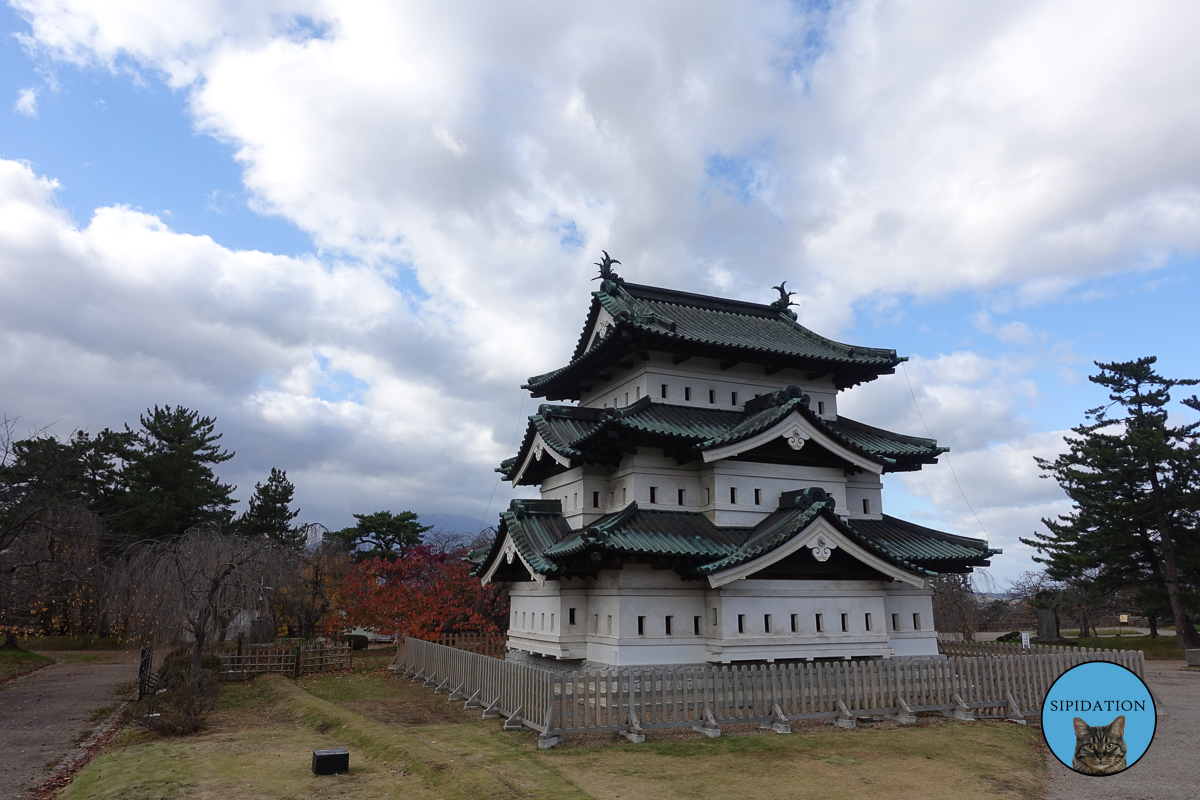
[1043,660,1199,799]
[0,652,137,799]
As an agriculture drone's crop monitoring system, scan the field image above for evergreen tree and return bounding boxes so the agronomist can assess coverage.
[1022,357,1200,650]
[238,467,304,550]
[328,510,431,561]
[108,406,237,542]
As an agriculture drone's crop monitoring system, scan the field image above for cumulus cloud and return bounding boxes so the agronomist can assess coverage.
[842,352,1073,575]
[6,1,1200,571]
[14,1,1200,327]
[0,158,531,529]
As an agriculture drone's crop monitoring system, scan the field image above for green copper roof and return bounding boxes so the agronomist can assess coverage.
[545,503,744,560]
[525,280,904,400]
[694,502,829,575]
[473,493,998,582]
[499,386,945,484]
[846,516,998,571]
[496,500,573,576]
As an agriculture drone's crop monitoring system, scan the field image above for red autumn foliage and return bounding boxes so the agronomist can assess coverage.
[338,546,507,639]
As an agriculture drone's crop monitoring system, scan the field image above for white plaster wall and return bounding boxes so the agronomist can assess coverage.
[883,584,939,657]
[845,473,884,520]
[580,353,838,417]
[707,460,848,525]
[508,580,590,659]
[503,568,949,665]
[542,451,851,528]
[707,579,893,662]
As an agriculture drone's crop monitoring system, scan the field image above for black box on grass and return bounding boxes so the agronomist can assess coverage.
[312,749,349,775]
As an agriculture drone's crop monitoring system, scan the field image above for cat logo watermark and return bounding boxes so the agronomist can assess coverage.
[1042,662,1157,776]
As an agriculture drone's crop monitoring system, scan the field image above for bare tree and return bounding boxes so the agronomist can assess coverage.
[1007,569,1124,640]
[931,572,990,641]
[114,525,285,672]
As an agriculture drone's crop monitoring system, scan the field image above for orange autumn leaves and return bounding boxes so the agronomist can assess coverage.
[338,545,506,639]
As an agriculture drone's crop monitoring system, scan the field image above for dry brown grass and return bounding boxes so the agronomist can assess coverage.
[63,664,1048,800]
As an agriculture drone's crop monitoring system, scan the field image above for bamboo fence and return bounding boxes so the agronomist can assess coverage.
[220,642,352,679]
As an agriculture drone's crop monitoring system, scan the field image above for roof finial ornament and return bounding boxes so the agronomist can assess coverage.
[592,250,624,291]
[770,281,798,320]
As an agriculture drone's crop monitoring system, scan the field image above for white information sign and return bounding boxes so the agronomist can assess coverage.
[1020,632,1031,649]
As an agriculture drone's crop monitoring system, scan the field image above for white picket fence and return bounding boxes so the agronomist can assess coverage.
[390,637,1147,748]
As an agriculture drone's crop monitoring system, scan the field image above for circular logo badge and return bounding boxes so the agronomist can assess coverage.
[1042,662,1157,776]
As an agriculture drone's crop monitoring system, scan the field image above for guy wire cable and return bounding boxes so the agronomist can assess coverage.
[477,392,526,539]
[901,361,989,540]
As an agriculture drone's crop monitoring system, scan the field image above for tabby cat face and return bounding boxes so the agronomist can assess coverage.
[1071,715,1128,775]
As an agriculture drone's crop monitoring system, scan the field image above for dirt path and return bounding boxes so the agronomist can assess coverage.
[0,652,137,799]
[1043,660,1199,799]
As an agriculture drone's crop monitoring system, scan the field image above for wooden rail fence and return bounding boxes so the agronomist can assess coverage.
[425,632,507,659]
[938,639,1147,672]
[390,637,1148,748]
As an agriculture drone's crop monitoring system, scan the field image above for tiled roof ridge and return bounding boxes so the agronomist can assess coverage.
[831,415,945,451]
[474,495,997,580]
[526,278,905,399]
[695,504,825,575]
[498,392,945,480]
[858,514,997,550]
[605,283,900,363]
[621,281,786,319]
[493,506,560,575]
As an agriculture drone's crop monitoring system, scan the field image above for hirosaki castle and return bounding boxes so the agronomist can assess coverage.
[472,256,997,666]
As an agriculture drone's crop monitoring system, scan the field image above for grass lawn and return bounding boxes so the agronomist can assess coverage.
[0,647,54,680]
[1071,634,1184,660]
[63,648,1048,800]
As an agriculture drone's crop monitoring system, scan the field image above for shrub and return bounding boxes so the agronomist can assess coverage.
[134,666,220,735]
[343,634,370,651]
[159,652,225,686]
[996,630,1023,642]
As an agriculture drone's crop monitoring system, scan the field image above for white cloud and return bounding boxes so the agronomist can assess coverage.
[13,87,38,116]
[14,0,1200,329]
[843,351,1075,581]
[839,352,1041,452]
[0,158,532,529]
[6,1,1200,568]
[972,310,1043,346]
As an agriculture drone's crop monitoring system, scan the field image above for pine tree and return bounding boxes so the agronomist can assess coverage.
[1022,357,1200,650]
[328,510,431,561]
[238,467,304,550]
[108,406,237,542]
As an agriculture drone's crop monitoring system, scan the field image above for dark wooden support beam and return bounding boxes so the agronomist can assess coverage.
[621,331,650,361]
[765,364,786,375]
[596,372,612,382]
[672,354,692,365]
[720,359,740,371]
[806,371,830,382]
[616,360,634,370]
[578,384,591,393]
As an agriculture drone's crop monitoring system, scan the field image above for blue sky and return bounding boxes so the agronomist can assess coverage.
[3,1,1200,585]
[0,5,313,256]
